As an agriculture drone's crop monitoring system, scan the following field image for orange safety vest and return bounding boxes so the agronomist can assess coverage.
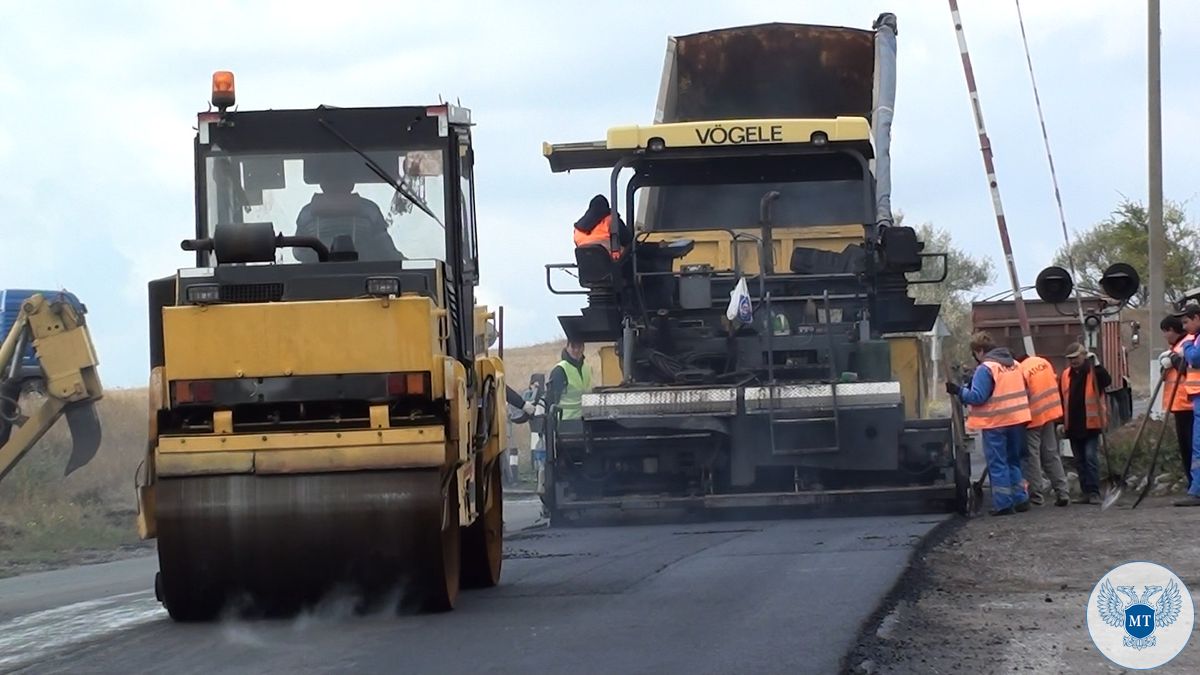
[1059,366,1106,433]
[1182,335,1200,400]
[1021,355,1063,427]
[1162,338,1193,412]
[573,215,621,261]
[966,360,1032,431]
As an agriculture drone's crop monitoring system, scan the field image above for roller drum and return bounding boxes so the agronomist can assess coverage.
[155,468,460,620]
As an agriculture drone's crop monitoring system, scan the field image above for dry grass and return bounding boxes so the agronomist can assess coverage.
[0,388,150,575]
[0,342,594,571]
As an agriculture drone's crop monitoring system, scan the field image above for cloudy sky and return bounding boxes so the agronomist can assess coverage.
[2,0,1197,387]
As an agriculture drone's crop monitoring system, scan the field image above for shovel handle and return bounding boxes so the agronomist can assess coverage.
[1132,373,1186,509]
[1116,374,1168,481]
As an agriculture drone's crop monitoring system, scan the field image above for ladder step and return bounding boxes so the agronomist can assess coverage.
[773,417,836,424]
[771,445,841,455]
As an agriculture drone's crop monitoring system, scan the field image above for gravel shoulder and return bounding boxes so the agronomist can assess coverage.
[846,494,1200,674]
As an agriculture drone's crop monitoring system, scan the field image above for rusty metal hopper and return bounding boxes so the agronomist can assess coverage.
[661,22,877,124]
[643,15,898,232]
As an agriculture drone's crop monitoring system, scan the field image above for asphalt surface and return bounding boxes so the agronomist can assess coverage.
[0,498,947,675]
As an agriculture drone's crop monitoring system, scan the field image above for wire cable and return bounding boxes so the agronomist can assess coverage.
[1014,0,1088,333]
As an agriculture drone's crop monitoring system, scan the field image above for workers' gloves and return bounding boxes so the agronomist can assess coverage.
[1159,350,1185,372]
[945,381,961,397]
[523,400,548,417]
[1087,351,1100,366]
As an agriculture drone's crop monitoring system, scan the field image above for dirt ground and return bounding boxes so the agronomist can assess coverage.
[846,491,1200,674]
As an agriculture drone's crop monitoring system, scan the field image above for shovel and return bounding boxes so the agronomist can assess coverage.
[1132,371,1185,509]
[1102,374,1168,510]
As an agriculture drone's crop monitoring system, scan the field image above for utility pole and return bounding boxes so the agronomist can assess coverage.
[948,0,1036,356]
[1148,0,1165,418]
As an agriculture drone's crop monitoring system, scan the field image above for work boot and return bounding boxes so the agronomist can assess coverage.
[1055,495,1070,507]
[1173,495,1200,507]
[1014,500,1031,513]
[1029,493,1045,507]
[990,506,1015,517]
[1087,493,1102,505]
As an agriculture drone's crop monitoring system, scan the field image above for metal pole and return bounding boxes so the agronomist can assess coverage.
[1148,0,1166,417]
[948,0,1036,356]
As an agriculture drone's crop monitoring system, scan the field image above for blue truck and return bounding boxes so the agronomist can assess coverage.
[1,289,87,380]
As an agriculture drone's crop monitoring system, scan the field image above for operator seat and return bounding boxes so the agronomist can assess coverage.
[575,244,622,289]
[294,189,404,263]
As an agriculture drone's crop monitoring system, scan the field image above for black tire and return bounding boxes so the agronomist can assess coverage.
[460,457,503,589]
[954,442,972,516]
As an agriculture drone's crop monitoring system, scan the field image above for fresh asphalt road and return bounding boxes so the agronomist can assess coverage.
[0,497,947,675]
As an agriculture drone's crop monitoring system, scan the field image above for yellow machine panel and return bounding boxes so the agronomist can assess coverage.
[645,225,864,274]
[888,336,928,420]
[162,296,442,384]
[606,116,871,150]
[155,426,447,477]
[598,346,622,386]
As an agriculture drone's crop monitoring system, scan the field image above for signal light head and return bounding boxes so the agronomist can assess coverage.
[1099,263,1140,302]
[1035,266,1074,304]
[212,71,236,111]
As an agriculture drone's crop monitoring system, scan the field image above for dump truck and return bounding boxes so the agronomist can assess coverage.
[971,295,1137,429]
[541,14,967,524]
[136,73,507,619]
[0,289,103,484]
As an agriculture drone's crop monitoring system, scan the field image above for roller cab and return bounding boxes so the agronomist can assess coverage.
[138,79,505,620]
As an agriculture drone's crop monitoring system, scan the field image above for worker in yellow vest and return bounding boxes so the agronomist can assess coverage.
[546,340,591,421]
[1016,353,1070,507]
[539,340,590,514]
[946,332,1032,516]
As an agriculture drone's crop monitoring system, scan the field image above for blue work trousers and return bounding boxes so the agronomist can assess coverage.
[1190,398,1200,497]
[983,425,1029,511]
[1068,435,1100,497]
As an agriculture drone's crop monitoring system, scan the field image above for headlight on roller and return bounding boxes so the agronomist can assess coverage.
[185,284,220,304]
[366,277,400,297]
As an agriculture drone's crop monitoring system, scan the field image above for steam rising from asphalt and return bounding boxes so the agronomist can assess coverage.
[214,581,412,647]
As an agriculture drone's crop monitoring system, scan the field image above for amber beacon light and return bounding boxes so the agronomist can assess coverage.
[211,70,236,111]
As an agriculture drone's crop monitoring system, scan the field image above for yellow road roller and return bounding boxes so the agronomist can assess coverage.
[136,73,507,620]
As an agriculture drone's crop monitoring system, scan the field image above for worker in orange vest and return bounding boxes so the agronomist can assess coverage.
[573,194,631,261]
[1175,304,1200,506]
[1016,353,1070,507]
[946,332,1031,516]
[1059,342,1111,505]
[1158,315,1193,491]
